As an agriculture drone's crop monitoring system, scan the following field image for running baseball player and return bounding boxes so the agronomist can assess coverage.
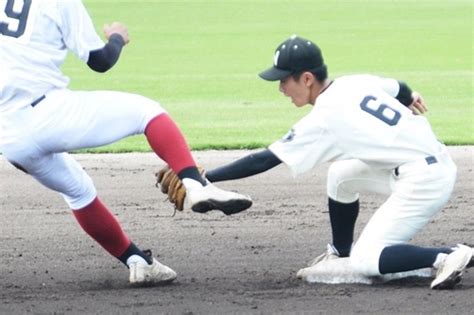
[0,0,251,285]
[204,35,473,289]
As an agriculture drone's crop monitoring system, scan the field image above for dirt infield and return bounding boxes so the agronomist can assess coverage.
[1,147,473,314]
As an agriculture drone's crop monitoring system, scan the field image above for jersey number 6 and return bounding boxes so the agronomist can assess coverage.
[360,95,401,126]
[0,0,32,38]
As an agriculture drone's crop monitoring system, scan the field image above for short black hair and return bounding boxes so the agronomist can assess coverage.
[291,64,328,83]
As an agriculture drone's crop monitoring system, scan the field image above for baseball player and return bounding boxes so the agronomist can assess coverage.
[0,0,251,285]
[204,35,473,289]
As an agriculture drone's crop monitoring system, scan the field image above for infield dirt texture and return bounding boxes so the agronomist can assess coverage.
[1,147,472,314]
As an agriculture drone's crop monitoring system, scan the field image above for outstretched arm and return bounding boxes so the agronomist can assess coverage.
[87,22,130,73]
[206,149,282,183]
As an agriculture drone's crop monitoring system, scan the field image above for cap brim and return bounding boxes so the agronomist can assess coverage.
[258,66,292,81]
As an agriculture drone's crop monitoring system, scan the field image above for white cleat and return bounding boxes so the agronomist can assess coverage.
[431,244,472,290]
[467,247,474,268]
[129,258,177,285]
[183,179,252,215]
[307,244,340,267]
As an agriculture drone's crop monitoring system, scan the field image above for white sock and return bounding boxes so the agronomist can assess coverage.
[126,254,149,267]
[182,178,204,190]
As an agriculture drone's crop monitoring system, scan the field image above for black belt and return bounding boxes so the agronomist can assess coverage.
[394,156,437,176]
[31,95,46,107]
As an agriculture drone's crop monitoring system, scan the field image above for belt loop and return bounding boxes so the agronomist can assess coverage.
[425,156,437,165]
[395,155,437,177]
[31,95,46,107]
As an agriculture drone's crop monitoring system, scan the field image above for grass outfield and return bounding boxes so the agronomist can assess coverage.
[69,0,472,152]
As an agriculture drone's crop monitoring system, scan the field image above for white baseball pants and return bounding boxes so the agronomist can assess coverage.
[0,89,165,209]
[326,151,457,275]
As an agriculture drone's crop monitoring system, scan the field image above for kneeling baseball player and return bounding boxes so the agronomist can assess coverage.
[159,35,473,289]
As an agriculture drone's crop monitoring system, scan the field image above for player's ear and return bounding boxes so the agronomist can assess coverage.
[302,72,315,87]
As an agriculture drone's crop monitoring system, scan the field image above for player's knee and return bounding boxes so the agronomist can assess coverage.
[140,98,166,122]
[125,94,167,133]
[349,257,371,276]
[349,245,383,276]
[327,162,359,203]
[62,173,97,209]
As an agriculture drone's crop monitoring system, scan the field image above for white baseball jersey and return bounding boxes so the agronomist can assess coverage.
[269,74,457,276]
[269,74,446,176]
[0,0,104,114]
[0,0,166,209]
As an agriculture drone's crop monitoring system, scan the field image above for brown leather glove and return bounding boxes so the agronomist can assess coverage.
[155,165,205,211]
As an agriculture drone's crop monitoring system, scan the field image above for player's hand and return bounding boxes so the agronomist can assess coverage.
[409,91,428,115]
[103,22,130,45]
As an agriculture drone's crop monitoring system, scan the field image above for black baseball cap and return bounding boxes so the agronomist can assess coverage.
[259,35,325,81]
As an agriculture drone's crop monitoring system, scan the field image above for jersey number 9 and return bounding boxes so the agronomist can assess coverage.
[0,0,32,38]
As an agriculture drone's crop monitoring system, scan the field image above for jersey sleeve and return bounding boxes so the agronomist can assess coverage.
[57,0,105,62]
[372,76,400,98]
[268,111,342,176]
[369,75,414,106]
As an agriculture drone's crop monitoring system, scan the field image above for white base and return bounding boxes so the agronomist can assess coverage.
[297,257,433,284]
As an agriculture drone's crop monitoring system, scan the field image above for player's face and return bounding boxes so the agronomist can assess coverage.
[279,74,312,107]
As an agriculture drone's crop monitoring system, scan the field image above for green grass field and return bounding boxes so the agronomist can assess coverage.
[69,0,473,152]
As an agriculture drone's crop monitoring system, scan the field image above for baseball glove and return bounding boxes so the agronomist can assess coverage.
[155,165,205,212]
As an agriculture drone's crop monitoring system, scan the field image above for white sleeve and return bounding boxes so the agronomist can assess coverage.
[268,112,341,177]
[375,76,400,98]
[57,0,105,62]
